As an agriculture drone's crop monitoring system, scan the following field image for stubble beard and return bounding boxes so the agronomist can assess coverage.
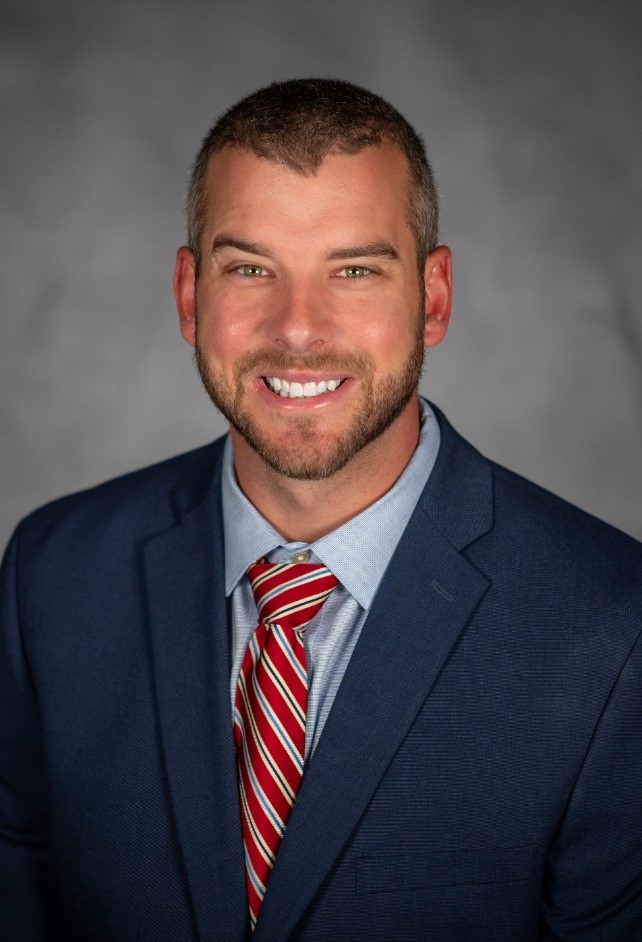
[194,310,426,481]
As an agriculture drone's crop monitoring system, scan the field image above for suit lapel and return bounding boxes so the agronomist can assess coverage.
[255,411,493,940]
[142,450,248,942]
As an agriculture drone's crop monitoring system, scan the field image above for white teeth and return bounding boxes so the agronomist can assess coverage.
[265,377,342,398]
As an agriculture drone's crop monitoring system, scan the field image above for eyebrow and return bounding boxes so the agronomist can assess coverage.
[326,242,400,262]
[210,236,400,262]
[211,236,274,258]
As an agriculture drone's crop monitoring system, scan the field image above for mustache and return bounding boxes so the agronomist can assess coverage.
[232,348,373,378]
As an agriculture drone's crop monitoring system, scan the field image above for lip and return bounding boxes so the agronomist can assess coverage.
[253,374,355,409]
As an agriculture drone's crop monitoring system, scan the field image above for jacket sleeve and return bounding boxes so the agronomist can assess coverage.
[540,628,642,940]
[0,523,62,940]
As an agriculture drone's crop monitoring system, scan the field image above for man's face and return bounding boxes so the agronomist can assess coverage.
[176,144,450,480]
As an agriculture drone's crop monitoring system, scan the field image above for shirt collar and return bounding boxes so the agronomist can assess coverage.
[222,398,440,609]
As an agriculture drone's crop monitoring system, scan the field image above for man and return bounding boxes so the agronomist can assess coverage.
[1,79,641,941]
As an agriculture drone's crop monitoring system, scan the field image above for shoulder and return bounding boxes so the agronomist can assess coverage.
[7,437,227,565]
[488,460,642,627]
[488,456,642,575]
[430,402,641,614]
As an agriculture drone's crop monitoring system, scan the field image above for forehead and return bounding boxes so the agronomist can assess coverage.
[200,144,413,243]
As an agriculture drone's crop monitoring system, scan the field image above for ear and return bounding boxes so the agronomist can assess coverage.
[423,245,452,348]
[174,246,197,347]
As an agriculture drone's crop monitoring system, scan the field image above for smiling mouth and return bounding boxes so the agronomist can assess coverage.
[263,377,345,399]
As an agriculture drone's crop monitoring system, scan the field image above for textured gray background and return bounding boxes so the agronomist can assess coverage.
[1,0,641,551]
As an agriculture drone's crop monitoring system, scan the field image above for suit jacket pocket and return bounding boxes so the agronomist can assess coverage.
[357,843,537,894]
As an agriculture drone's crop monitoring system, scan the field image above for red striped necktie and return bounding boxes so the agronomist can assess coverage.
[234,558,339,930]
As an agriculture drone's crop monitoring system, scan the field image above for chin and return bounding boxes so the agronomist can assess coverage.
[235,425,360,481]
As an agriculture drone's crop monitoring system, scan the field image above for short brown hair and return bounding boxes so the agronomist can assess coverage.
[186,78,439,271]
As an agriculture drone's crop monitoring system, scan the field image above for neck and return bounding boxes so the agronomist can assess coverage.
[231,397,421,543]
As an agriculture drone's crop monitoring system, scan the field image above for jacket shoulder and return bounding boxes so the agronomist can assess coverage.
[429,404,641,616]
[489,457,641,561]
[11,438,227,557]
[433,401,641,555]
[476,456,642,635]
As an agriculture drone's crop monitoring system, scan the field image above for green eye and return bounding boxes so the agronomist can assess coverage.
[343,266,370,278]
[239,264,266,277]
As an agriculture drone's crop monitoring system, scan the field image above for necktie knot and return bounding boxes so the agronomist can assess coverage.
[248,559,339,632]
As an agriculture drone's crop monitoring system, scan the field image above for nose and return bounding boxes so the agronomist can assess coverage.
[268,281,330,354]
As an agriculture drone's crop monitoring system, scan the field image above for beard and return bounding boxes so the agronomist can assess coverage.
[194,310,426,481]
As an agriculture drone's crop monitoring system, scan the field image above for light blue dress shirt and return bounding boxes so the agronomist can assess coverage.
[222,398,441,757]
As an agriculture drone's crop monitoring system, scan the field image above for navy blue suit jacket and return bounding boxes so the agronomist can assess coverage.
[2,406,641,941]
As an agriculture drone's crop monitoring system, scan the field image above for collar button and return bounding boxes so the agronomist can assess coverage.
[291,550,312,564]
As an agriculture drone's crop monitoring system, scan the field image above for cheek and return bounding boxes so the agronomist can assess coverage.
[196,291,262,357]
[350,307,419,361]
[346,279,421,349]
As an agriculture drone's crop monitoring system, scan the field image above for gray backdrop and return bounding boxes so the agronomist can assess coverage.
[1,0,641,551]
